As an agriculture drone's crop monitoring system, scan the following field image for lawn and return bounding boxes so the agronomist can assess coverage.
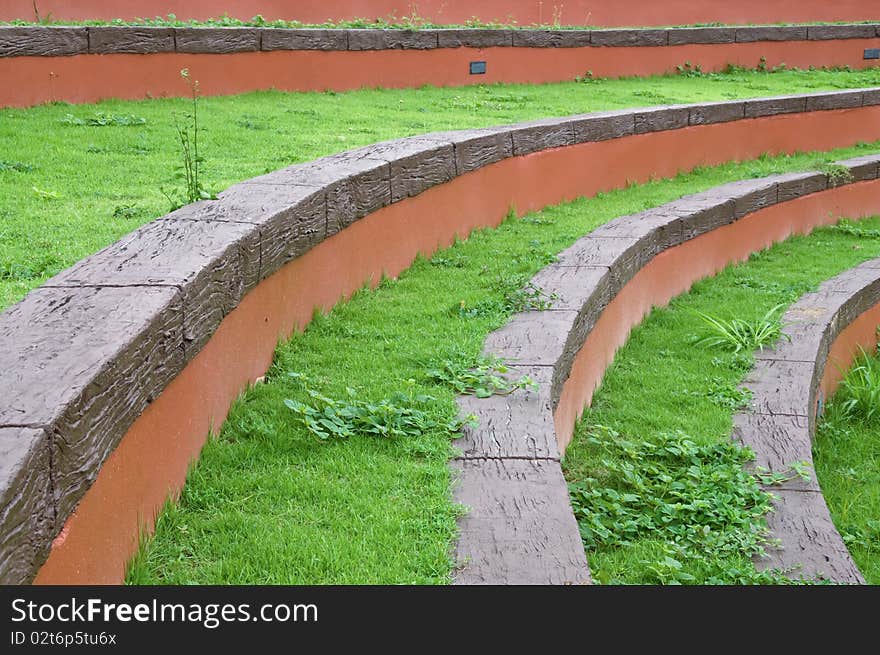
[125,142,880,584]
[1,66,879,309]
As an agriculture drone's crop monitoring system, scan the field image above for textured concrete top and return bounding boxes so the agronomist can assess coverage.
[452,153,880,584]
[733,256,880,583]
[0,89,879,584]
[0,23,877,57]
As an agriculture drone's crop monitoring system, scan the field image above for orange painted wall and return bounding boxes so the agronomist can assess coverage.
[819,302,880,402]
[2,40,878,108]
[33,104,880,584]
[2,0,877,27]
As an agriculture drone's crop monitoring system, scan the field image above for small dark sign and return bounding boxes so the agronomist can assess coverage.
[469,61,487,75]
[865,48,880,60]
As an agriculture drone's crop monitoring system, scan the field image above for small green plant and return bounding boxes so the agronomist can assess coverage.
[829,345,880,422]
[490,271,558,309]
[235,115,267,131]
[0,263,37,281]
[0,160,35,173]
[520,215,555,226]
[676,61,706,78]
[752,57,787,74]
[822,163,855,186]
[693,303,789,353]
[828,219,880,238]
[722,62,749,74]
[61,112,146,126]
[31,186,58,200]
[161,68,210,210]
[0,254,58,281]
[687,378,752,410]
[839,520,880,552]
[429,253,469,268]
[456,276,558,319]
[283,373,475,440]
[575,70,596,83]
[426,354,538,398]
[112,204,140,220]
[503,281,558,312]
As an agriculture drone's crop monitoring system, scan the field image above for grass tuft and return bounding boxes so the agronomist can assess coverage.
[692,303,789,353]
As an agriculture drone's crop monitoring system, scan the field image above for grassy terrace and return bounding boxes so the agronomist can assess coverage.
[816,346,880,584]
[3,68,879,584]
[564,216,880,584]
[125,141,880,584]
[1,67,879,310]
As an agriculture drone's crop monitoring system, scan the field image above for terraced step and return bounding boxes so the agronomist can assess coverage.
[2,90,879,584]
[453,154,880,583]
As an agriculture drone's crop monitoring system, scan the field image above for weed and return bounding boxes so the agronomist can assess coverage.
[0,255,58,281]
[575,70,597,83]
[693,303,789,353]
[426,354,538,398]
[457,274,558,318]
[235,116,267,131]
[430,253,469,268]
[112,204,140,220]
[676,61,706,78]
[453,298,502,318]
[828,219,880,239]
[501,280,558,312]
[31,186,58,200]
[61,112,146,126]
[687,378,751,410]
[520,215,556,226]
[0,160,35,173]
[822,163,855,186]
[161,68,210,209]
[283,372,474,440]
[0,263,39,281]
[567,425,793,583]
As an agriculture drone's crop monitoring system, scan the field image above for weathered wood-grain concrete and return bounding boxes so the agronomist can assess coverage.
[1,24,877,57]
[733,256,880,583]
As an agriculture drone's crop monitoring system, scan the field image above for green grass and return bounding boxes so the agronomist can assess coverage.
[1,67,879,309]
[815,348,880,584]
[125,140,880,584]
[563,216,880,584]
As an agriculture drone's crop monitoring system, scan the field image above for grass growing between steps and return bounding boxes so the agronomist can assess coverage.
[126,141,879,584]
[815,349,880,584]
[563,216,880,584]
[2,66,879,309]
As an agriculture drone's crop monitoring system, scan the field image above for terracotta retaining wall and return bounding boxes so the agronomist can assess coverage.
[454,154,880,584]
[0,25,878,107]
[731,259,880,583]
[1,89,880,585]
[1,1,877,28]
